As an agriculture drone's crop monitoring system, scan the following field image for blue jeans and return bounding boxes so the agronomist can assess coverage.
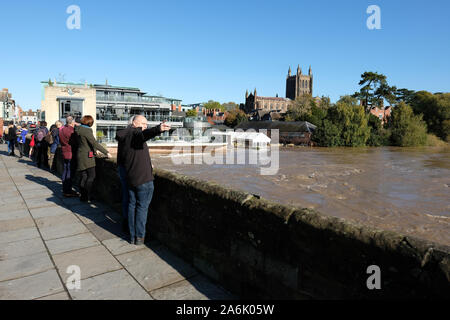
[128,180,154,240]
[118,165,129,220]
[7,141,15,154]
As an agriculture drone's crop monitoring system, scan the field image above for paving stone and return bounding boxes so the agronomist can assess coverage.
[0,238,47,260]
[13,181,48,189]
[68,269,152,300]
[150,274,234,300]
[0,196,25,205]
[0,269,65,300]
[0,217,35,232]
[0,208,30,221]
[25,197,64,210]
[0,190,21,198]
[53,245,122,282]
[85,220,125,242]
[29,205,73,219]
[35,213,80,229]
[61,197,87,207]
[36,291,70,300]
[0,202,27,212]
[116,246,198,292]
[70,204,109,224]
[21,188,56,200]
[0,251,53,282]
[0,227,41,245]
[39,222,89,241]
[46,233,100,255]
[102,237,147,256]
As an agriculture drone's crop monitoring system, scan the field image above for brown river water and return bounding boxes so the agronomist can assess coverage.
[151,146,450,246]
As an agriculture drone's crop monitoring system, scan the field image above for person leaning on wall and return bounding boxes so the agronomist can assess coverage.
[74,115,111,202]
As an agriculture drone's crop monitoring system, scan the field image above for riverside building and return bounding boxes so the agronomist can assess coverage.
[41,80,184,143]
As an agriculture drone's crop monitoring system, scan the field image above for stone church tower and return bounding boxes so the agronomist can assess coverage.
[286,65,313,100]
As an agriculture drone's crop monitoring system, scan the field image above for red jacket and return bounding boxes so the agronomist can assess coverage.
[59,125,75,160]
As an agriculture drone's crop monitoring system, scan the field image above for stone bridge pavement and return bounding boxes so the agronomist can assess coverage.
[0,145,234,300]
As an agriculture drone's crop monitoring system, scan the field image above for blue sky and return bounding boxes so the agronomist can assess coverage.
[1,0,449,110]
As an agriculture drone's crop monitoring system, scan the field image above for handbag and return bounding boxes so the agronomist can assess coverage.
[29,135,35,147]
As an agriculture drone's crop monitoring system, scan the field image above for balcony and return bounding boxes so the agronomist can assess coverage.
[96,94,180,105]
[96,114,184,122]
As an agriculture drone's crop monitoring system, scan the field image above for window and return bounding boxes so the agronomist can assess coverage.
[59,99,83,119]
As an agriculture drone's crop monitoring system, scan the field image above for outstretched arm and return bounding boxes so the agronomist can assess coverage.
[142,125,162,141]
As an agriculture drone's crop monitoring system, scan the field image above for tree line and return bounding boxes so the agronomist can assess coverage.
[285,72,449,147]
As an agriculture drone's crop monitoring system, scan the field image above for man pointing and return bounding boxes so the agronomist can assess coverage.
[116,115,171,245]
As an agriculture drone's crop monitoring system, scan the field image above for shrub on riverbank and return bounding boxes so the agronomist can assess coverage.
[389,102,428,147]
[426,133,449,147]
[313,97,370,147]
[410,91,450,142]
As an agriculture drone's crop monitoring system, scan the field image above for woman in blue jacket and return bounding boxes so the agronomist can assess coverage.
[17,124,28,158]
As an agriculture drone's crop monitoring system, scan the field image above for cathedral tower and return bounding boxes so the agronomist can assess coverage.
[286,65,313,100]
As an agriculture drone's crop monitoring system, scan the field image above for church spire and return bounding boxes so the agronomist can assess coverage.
[254,88,257,97]
[245,90,248,99]
[309,65,312,76]
[288,66,291,77]
[297,65,301,75]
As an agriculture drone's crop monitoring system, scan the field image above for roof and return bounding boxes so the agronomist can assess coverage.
[212,131,271,143]
[255,96,291,102]
[172,110,186,117]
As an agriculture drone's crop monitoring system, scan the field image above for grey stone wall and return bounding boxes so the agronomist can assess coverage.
[75,157,450,299]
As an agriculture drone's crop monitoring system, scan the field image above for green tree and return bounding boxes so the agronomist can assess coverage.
[285,94,316,121]
[389,102,428,146]
[367,113,390,146]
[353,72,396,108]
[186,109,198,117]
[409,91,450,141]
[304,104,327,126]
[225,108,248,127]
[313,118,342,147]
[395,88,416,104]
[203,100,225,112]
[222,102,238,111]
[313,99,370,147]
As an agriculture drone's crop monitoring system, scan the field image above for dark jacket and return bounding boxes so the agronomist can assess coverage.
[115,125,161,188]
[34,126,49,147]
[75,125,108,171]
[50,127,60,154]
[59,125,76,160]
[6,126,17,141]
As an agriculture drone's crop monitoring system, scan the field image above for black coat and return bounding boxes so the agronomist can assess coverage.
[115,125,161,188]
[6,126,17,141]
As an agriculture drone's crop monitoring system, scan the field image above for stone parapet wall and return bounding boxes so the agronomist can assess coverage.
[57,155,450,299]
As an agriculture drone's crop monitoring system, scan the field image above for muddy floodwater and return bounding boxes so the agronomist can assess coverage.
[152,146,450,246]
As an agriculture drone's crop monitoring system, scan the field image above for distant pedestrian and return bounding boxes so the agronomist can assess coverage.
[115,115,171,245]
[75,115,111,202]
[48,120,63,171]
[5,122,17,156]
[17,124,28,158]
[34,121,49,169]
[59,116,79,197]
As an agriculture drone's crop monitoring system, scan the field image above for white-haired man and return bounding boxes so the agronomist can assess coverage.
[115,115,171,245]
